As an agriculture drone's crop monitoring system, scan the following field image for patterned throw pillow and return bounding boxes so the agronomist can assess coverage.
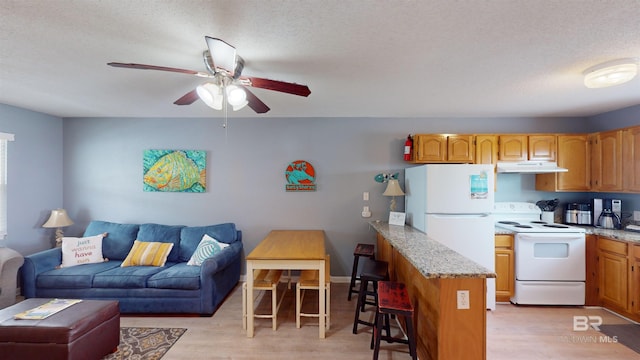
[121,240,174,267]
[187,234,230,266]
[60,234,107,268]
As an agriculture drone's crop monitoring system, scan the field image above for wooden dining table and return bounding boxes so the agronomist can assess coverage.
[245,230,327,338]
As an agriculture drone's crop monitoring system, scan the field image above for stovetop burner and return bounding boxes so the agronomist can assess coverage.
[543,224,570,229]
[514,225,533,228]
[498,221,520,225]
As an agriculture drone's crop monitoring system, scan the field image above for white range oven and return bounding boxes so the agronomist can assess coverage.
[494,202,586,305]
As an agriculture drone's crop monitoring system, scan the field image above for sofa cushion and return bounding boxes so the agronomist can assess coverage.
[92,263,175,288]
[137,223,184,262]
[187,234,230,266]
[37,261,121,289]
[147,263,201,290]
[179,223,237,262]
[121,241,174,267]
[60,234,107,268]
[83,221,140,261]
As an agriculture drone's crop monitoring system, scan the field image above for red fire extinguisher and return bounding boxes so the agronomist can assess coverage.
[403,134,413,161]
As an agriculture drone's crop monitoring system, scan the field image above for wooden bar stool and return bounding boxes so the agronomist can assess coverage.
[352,258,388,334]
[348,243,376,301]
[373,281,417,360]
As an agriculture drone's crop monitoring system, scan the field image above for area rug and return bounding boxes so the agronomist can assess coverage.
[598,324,640,354]
[103,327,187,360]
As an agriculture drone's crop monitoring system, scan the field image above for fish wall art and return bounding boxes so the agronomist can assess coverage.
[143,149,206,192]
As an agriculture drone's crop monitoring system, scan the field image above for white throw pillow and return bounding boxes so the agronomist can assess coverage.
[60,234,107,268]
[187,234,230,266]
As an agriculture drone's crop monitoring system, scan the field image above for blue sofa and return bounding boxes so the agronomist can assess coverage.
[21,221,242,315]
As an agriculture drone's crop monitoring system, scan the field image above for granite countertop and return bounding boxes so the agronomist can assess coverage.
[369,221,495,280]
[494,225,640,243]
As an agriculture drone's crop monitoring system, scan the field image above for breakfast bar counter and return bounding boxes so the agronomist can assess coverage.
[370,221,493,360]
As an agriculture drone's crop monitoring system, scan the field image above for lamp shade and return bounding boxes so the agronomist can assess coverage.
[383,179,405,197]
[42,209,74,228]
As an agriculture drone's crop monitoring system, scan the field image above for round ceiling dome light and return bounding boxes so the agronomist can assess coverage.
[583,58,638,88]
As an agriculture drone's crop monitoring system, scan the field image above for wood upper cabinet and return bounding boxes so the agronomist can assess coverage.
[623,126,640,192]
[475,135,499,165]
[498,135,528,161]
[591,130,623,191]
[535,134,590,191]
[528,135,556,161]
[598,237,628,313]
[412,134,474,163]
[494,234,514,302]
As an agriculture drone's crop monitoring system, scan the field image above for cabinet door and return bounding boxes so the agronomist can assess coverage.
[494,234,514,302]
[631,245,640,317]
[447,135,474,163]
[414,134,447,162]
[598,249,628,312]
[592,130,622,191]
[376,233,395,281]
[623,126,640,192]
[535,135,591,192]
[585,234,599,306]
[499,135,527,161]
[528,135,556,161]
[475,135,498,165]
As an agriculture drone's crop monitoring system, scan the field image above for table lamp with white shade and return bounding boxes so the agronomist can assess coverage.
[382,179,405,212]
[42,208,74,247]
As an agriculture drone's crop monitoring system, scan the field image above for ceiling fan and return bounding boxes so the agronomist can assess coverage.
[108,36,311,114]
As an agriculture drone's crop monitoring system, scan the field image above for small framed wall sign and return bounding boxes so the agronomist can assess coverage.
[388,211,406,226]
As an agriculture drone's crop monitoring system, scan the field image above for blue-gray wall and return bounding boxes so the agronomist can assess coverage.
[1,102,639,276]
[0,104,64,254]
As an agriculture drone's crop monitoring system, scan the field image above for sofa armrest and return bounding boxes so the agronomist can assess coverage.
[21,248,62,298]
[199,241,242,277]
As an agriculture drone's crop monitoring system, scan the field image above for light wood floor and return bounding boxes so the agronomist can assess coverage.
[118,283,640,359]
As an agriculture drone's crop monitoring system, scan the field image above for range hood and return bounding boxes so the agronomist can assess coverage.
[496,161,568,174]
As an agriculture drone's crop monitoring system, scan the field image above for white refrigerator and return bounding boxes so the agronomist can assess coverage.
[404,164,496,310]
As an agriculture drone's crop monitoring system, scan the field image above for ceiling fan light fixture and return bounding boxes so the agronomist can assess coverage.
[226,85,247,106]
[197,83,223,110]
[583,58,638,88]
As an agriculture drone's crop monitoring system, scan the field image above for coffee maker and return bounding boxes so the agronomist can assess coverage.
[596,198,622,229]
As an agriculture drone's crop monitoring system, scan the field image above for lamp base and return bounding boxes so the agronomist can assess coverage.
[55,228,65,247]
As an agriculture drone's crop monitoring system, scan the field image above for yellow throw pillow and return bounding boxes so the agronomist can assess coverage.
[121,240,174,267]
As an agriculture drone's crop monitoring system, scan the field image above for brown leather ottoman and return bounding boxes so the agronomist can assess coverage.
[0,298,120,360]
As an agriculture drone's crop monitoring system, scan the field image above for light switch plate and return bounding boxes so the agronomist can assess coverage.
[634,211,640,221]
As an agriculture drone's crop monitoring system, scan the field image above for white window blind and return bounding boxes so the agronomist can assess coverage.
[0,132,15,239]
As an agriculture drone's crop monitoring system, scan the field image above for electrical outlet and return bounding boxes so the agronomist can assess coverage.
[634,211,640,221]
[457,290,470,309]
[363,192,369,201]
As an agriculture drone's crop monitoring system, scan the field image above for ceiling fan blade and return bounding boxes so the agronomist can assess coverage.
[205,37,237,77]
[241,86,270,114]
[107,62,212,78]
[241,77,311,97]
[174,89,199,105]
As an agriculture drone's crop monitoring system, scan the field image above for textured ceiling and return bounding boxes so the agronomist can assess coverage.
[1,0,639,119]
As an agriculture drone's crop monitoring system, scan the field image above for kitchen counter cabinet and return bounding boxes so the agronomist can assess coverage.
[591,130,623,192]
[585,234,599,306]
[498,135,528,161]
[475,135,498,165]
[535,134,591,192]
[412,134,474,163]
[371,222,491,360]
[528,135,556,161]
[494,234,514,302]
[631,245,640,318]
[623,126,640,192]
[597,237,628,313]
